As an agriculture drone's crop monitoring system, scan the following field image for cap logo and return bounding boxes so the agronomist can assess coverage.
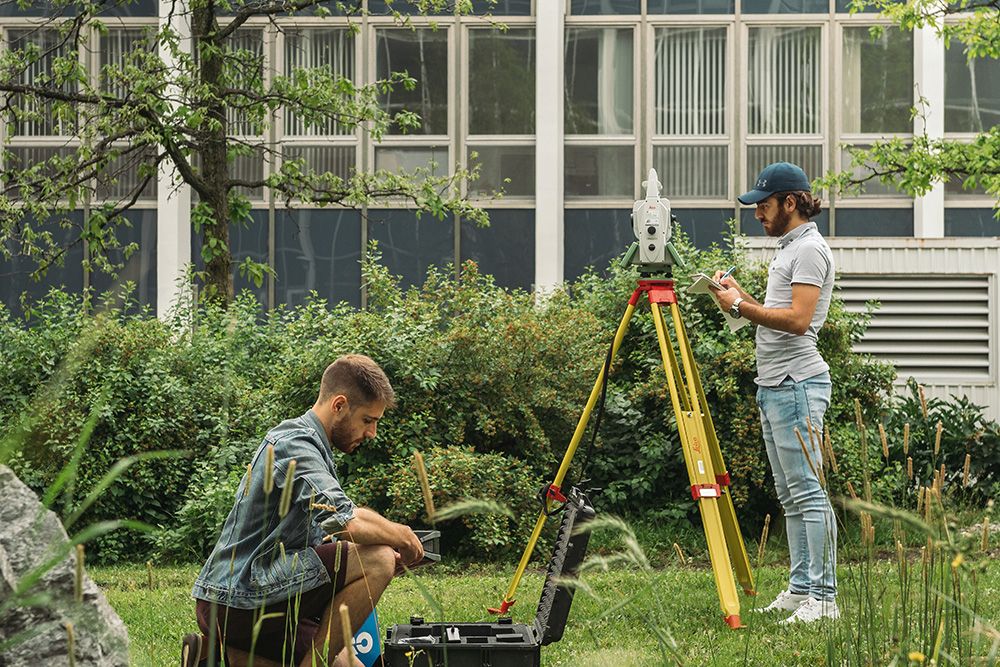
[757,178,767,188]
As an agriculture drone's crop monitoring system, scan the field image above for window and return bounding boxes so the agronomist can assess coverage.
[842,27,912,134]
[836,27,912,209]
[944,209,1000,236]
[97,28,159,202]
[460,209,534,290]
[275,209,362,308]
[565,27,633,135]
[367,210,454,288]
[0,213,84,319]
[836,208,913,236]
[226,29,266,137]
[377,28,449,136]
[945,42,1000,133]
[743,0,827,14]
[748,27,821,135]
[283,28,355,136]
[191,210,269,306]
[649,0,734,14]
[654,27,728,200]
[7,28,77,137]
[467,29,536,198]
[563,209,634,281]
[468,29,535,134]
[565,27,634,198]
[374,147,448,178]
[375,28,450,183]
[571,0,641,15]
[88,209,158,312]
[281,28,357,202]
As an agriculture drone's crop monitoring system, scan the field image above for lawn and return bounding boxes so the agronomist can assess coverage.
[95,555,1000,666]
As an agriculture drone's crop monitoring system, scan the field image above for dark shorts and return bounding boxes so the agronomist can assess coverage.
[196,540,351,665]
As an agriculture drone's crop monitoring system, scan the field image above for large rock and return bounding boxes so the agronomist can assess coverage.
[0,465,129,666]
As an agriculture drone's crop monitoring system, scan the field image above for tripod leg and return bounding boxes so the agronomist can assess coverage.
[493,296,640,614]
[651,303,743,628]
[669,304,756,595]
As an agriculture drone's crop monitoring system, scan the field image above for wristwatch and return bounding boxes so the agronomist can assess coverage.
[729,297,745,319]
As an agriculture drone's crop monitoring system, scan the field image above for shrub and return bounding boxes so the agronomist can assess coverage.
[1,291,277,562]
[11,229,993,564]
[349,446,544,559]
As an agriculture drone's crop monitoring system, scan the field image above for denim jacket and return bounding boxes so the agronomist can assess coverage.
[191,410,357,609]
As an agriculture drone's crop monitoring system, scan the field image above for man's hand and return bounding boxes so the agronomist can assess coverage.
[712,270,742,291]
[335,507,424,568]
[714,286,740,310]
[396,526,424,567]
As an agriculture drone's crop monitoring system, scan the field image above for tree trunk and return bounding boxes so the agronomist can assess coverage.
[193,0,233,304]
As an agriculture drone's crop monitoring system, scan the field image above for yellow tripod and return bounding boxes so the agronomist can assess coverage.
[489,278,756,629]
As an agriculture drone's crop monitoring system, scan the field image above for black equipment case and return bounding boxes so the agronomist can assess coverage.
[383,487,596,667]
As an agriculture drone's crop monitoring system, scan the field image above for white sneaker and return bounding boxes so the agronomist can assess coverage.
[762,590,810,613]
[780,597,840,624]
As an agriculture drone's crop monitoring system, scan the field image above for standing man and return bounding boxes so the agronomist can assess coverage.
[712,162,839,624]
[186,354,424,666]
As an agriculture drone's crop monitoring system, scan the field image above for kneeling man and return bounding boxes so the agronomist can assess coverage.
[187,354,423,667]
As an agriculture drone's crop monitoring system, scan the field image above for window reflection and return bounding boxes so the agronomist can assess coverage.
[275,209,361,308]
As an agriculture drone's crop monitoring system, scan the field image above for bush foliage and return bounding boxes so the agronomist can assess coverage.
[4,232,994,564]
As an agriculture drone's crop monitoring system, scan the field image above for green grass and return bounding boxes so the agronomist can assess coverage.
[95,556,1000,666]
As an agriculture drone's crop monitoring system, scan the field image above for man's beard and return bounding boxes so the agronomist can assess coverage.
[767,206,793,237]
[330,418,355,452]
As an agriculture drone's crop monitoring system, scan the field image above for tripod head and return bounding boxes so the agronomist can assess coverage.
[622,168,684,276]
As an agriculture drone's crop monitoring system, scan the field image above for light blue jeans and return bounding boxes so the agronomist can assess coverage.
[757,372,837,601]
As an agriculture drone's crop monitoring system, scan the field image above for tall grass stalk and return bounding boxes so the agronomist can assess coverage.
[824,409,998,666]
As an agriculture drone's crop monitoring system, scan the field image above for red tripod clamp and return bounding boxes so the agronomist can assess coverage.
[545,484,567,503]
[487,599,516,615]
[691,483,722,500]
[636,279,678,305]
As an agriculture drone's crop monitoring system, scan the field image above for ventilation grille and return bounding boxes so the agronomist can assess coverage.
[837,274,992,381]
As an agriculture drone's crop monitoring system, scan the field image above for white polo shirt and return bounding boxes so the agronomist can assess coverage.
[755,221,835,387]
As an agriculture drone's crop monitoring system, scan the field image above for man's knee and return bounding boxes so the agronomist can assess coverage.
[355,544,395,581]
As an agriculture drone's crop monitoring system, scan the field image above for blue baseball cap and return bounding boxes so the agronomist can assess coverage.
[738,162,811,205]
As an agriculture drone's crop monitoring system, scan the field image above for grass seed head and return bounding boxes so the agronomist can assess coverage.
[824,425,839,473]
[278,459,297,518]
[74,545,84,603]
[263,444,275,495]
[672,542,686,566]
[66,622,76,667]
[903,422,910,456]
[757,514,771,565]
[412,450,436,522]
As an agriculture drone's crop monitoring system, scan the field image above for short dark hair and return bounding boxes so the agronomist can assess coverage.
[318,354,396,408]
[773,191,822,219]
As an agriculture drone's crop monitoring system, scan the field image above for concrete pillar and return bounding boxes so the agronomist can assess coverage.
[913,25,945,238]
[534,0,565,293]
[156,0,193,318]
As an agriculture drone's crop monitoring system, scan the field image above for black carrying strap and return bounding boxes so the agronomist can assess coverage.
[574,340,614,489]
[538,337,613,518]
